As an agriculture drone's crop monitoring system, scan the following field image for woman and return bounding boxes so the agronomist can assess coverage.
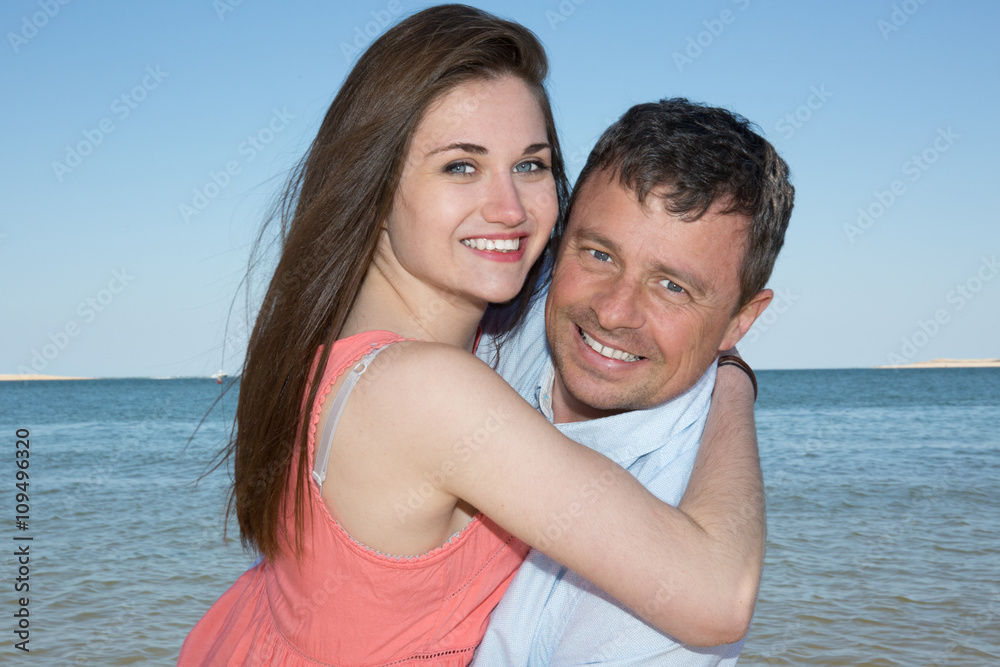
[181,5,760,665]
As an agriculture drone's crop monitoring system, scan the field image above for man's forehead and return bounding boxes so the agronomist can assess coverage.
[568,177,748,245]
[572,168,748,222]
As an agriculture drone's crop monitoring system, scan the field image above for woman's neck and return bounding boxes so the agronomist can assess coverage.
[341,263,484,352]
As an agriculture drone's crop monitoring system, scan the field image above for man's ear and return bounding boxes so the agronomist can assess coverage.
[719,289,773,351]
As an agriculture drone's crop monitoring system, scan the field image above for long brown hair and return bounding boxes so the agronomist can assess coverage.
[230,4,569,560]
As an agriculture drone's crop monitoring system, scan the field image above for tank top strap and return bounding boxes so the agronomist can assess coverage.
[311,337,400,490]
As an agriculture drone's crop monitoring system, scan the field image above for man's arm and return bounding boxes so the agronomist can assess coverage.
[476,360,762,665]
[674,357,765,640]
[547,359,764,665]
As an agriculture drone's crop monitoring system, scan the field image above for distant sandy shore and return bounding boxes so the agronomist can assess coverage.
[877,358,1000,369]
[0,374,95,381]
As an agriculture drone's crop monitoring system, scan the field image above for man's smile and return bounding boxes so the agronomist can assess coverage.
[578,326,643,363]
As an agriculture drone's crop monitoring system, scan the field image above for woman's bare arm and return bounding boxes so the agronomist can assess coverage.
[357,342,761,646]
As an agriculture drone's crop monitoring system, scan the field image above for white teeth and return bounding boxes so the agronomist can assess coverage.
[581,330,640,362]
[461,238,521,252]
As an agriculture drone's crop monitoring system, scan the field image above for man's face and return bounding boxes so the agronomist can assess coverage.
[545,171,771,422]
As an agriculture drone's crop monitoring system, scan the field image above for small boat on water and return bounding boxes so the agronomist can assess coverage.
[211,370,227,384]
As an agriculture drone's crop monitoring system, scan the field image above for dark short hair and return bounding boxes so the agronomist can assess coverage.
[562,98,794,309]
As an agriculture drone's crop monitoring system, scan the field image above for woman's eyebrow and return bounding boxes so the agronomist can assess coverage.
[425,142,551,158]
[523,142,551,155]
[425,142,487,157]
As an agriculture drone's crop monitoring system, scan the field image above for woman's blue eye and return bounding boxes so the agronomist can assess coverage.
[446,162,475,174]
[513,160,544,173]
[588,249,611,262]
[660,279,685,293]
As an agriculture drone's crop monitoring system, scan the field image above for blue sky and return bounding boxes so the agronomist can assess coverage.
[3,0,998,376]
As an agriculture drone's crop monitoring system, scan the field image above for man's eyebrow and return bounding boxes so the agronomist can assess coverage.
[425,142,551,158]
[575,228,621,254]
[650,259,709,296]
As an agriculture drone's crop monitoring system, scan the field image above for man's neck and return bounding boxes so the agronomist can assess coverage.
[550,369,627,424]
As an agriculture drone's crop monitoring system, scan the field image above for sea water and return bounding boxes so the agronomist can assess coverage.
[3,369,998,664]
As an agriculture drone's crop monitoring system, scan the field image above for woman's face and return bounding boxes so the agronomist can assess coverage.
[382,75,558,309]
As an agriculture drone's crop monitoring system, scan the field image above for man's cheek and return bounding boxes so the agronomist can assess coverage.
[561,268,599,307]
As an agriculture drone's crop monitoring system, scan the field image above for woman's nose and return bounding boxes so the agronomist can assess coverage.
[481,174,528,226]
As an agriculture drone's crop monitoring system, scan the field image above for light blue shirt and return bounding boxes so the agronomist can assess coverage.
[473,290,744,665]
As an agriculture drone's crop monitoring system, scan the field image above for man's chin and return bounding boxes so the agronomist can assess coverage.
[559,373,652,415]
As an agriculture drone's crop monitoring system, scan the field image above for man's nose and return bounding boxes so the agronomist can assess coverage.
[591,276,645,330]
[482,174,528,226]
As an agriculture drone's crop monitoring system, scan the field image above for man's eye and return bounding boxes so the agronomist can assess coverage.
[660,279,685,293]
[587,249,612,262]
[446,161,476,174]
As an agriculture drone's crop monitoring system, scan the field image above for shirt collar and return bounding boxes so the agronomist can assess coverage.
[537,363,557,422]
[536,360,716,469]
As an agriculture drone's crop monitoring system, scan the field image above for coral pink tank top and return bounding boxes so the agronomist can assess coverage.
[180,331,529,665]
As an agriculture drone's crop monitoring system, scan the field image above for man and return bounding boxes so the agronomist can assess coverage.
[473,98,794,665]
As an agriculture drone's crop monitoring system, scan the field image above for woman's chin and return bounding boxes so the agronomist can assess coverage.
[446,272,532,309]
[477,284,527,307]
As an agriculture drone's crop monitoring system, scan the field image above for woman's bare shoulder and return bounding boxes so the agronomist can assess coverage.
[367,340,512,392]
[355,340,533,438]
